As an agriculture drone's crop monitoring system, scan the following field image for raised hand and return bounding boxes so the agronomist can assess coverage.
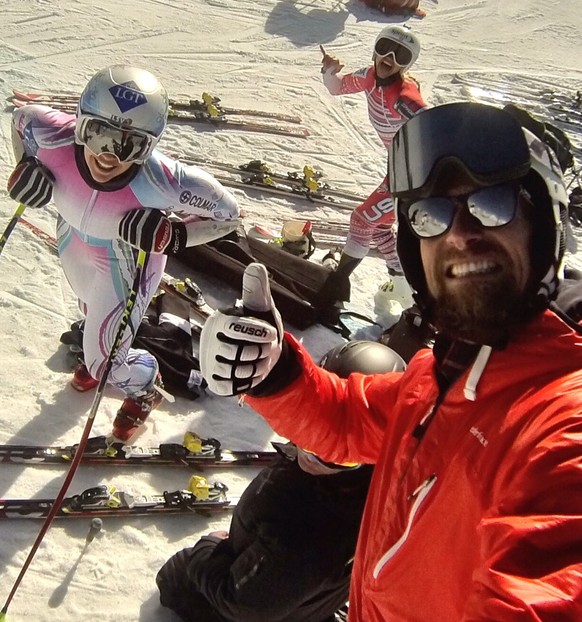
[320,44,344,75]
[200,263,284,396]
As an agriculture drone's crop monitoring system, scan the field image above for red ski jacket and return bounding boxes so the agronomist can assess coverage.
[246,310,582,621]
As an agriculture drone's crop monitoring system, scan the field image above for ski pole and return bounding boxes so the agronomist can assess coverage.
[0,248,148,621]
[0,203,26,257]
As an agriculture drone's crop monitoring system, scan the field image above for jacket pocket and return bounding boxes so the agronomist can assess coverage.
[373,474,437,579]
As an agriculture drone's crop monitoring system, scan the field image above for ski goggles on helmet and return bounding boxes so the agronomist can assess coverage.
[374,38,413,67]
[402,181,527,239]
[389,103,532,199]
[76,115,155,163]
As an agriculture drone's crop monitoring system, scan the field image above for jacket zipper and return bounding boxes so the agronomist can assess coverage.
[372,474,437,579]
[79,189,99,233]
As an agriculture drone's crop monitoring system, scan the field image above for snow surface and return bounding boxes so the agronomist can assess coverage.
[0,0,580,619]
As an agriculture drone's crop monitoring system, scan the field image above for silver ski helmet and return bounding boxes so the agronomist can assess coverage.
[320,340,406,377]
[372,25,420,71]
[75,65,169,163]
[389,102,568,315]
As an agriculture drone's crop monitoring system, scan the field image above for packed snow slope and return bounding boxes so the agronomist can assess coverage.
[0,0,580,619]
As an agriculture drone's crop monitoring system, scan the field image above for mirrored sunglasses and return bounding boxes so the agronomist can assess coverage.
[403,182,523,239]
[78,117,153,163]
[374,38,413,66]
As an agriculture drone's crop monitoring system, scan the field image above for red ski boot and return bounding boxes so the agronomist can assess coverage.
[71,363,99,392]
[111,379,164,442]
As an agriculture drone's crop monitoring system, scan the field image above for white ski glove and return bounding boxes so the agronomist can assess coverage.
[200,263,284,396]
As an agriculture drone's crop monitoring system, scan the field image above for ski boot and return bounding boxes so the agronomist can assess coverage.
[71,362,99,392]
[111,376,164,442]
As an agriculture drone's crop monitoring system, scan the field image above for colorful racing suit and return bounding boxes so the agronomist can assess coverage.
[322,66,426,262]
[13,105,239,396]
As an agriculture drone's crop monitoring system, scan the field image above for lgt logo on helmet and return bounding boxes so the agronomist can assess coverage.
[109,81,148,113]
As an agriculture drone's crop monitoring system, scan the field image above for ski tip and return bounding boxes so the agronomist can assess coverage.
[12,88,30,99]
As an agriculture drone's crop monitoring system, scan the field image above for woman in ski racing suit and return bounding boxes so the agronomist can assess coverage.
[318,25,426,310]
[8,65,240,439]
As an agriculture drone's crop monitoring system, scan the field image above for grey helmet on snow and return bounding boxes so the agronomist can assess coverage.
[389,102,568,317]
[75,65,169,163]
[320,340,407,377]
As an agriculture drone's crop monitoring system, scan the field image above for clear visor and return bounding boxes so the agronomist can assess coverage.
[389,103,532,199]
[76,116,153,163]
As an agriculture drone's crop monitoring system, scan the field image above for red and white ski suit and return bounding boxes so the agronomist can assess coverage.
[322,66,426,262]
[246,310,582,621]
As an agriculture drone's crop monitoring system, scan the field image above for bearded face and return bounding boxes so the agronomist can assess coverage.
[419,186,533,345]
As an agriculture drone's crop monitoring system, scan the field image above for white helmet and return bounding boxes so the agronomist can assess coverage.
[75,65,169,162]
[372,25,420,71]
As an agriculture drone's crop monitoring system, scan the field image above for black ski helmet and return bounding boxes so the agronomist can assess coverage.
[389,102,568,316]
[320,340,406,377]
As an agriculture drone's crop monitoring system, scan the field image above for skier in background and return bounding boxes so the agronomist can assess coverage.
[7,65,240,441]
[317,25,426,318]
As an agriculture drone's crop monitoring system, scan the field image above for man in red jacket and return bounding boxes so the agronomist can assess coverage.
[199,102,582,621]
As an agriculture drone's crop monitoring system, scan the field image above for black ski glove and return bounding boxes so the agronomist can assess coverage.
[118,209,187,254]
[7,156,54,208]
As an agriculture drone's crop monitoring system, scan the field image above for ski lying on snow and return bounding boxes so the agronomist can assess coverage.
[178,156,365,204]
[10,91,308,139]
[210,173,360,211]
[0,475,236,519]
[158,275,214,325]
[453,72,573,102]
[173,157,363,211]
[0,431,276,468]
[454,73,582,119]
[11,88,303,124]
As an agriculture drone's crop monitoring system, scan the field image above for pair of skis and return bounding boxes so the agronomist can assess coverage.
[176,155,364,211]
[0,432,276,519]
[8,88,309,139]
